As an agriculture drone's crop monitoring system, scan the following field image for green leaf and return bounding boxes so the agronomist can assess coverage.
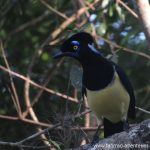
[88,0,94,3]
[109,5,114,17]
[97,22,107,35]
[101,0,109,9]
[32,36,38,43]
[0,30,6,38]
[41,52,49,61]
[115,4,125,21]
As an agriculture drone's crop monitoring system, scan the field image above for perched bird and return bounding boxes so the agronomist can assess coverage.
[53,32,135,140]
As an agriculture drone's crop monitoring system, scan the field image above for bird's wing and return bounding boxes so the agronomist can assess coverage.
[114,64,136,119]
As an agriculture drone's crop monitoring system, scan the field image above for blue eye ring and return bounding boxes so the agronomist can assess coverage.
[71,40,80,46]
[71,41,80,51]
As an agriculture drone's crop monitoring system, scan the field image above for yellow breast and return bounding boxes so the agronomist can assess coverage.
[87,72,130,123]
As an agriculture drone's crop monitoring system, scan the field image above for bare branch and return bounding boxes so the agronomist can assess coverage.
[23,58,64,117]
[136,106,150,115]
[0,64,78,103]
[8,11,50,37]
[40,0,68,20]
[75,119,150,150]
[0,41,22,117]
[99,36,150,60]
[117,0,138,18]
[24,79,51,146]
[0,115,18,120]
[0,119,150,149]
[135,0,150,51]
[0,123,60,149]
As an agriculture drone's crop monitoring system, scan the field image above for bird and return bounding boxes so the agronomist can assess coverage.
[53,32,136,141]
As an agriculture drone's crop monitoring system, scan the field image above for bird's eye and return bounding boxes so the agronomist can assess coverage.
[73,45,78,50]
[71,41,80,51]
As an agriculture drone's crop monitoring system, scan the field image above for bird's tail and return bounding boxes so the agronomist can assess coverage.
[103,118,124,138]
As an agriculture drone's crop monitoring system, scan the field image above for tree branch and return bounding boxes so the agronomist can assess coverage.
[39,0,68,20]
[117,0,138,18]
[0,41,22,118]
[135,0,150,52]
[0,64,78,103]
[99,36,150,60]
[74,119,150,150]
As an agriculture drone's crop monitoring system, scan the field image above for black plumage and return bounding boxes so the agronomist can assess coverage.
[53,32,136,139]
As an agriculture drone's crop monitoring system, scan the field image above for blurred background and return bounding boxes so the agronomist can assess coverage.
[0,0,150,149]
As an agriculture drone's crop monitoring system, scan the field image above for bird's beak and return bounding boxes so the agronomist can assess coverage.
[53,51,80,60]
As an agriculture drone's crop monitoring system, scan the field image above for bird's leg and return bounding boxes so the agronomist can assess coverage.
[91,124,102,145]
[123,120,130,132]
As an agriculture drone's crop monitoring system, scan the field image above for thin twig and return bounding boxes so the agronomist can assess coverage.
[85,1,95,10]
[99,36,150,60]
[136,106,150,115]
[24,77,51,146]
[0,109,91,129]
[0,64,78,103]
[21,118,54,128]
[0,113,53,128]
[8,11,50,37]
[0,123,60,149]
[75,109,91,118]
[18,123,60,144]
[135,0,150,51]
[116,0,139,18]
[40,0,68,20]
[0,41,22,118]
[7,85,19,114]
[23,58,65,117]
[79,0,90,17]
[0,115,18,120]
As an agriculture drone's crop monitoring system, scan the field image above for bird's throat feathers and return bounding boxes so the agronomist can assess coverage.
[82,58,114,91]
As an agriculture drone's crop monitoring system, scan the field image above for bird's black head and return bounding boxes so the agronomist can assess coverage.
[53,32,102,61]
